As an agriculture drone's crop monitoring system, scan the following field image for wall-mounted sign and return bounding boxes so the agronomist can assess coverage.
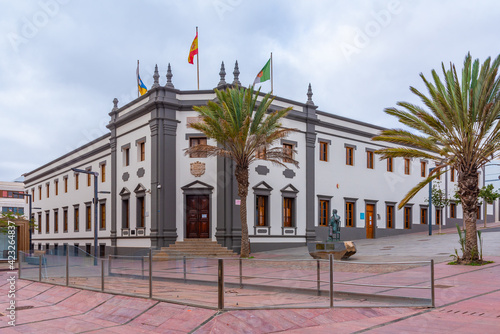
[360,212,365,220]
[235,199,241,205]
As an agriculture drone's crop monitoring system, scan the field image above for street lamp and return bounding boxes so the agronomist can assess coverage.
[71,168,99,265]
[482,163,500,228]
[428,167,434,236]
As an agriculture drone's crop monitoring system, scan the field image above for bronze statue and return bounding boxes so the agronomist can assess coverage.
[327,209,341,241]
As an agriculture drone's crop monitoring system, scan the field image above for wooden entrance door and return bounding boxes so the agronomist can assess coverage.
[366,204,375,239]
[186,195,210,238]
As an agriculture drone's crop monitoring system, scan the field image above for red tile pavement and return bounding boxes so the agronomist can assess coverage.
[1,257,500,333]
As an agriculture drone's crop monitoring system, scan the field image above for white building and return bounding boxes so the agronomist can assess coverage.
[24,62,487,256]
[0,180,29,260]
[0,181,27,217]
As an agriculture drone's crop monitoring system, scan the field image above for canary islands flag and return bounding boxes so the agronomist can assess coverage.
[137,61,148,96]
[253,59,271,85]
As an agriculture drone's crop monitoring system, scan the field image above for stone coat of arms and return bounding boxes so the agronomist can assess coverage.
[190,161,205,177]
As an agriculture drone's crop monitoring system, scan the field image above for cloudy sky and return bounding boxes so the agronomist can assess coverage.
[1,0,500,182]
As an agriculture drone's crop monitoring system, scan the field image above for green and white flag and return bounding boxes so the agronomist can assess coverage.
[253,59,271,85]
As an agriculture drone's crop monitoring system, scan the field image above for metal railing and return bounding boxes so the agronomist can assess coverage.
[18,247,435,310]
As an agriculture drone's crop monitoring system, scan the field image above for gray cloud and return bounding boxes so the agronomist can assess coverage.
[1,0,500,181]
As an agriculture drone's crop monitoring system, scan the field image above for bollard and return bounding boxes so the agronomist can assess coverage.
[141,256,145,279]
[239,258,243,288]
[317,260,320,296]
[66,251,69,286]
[101,259,105,292]
[108,255,112,276]
[149,252,153,298]
[218,259,224,310]
[18,252,22,278]
[39,255,42,282]
[183,256,187,282]
[329,254,334,308]
[431,259,435,308]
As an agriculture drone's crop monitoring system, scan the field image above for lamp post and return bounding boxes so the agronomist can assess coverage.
[482,163,500,228]
[71,168,99,265]
[428,167,434,236]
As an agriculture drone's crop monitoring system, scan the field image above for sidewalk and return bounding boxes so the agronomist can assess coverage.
[1,225,499,333]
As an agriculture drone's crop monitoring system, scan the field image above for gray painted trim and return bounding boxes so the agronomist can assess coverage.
[280,184,299,196]
[317,195,333,200]
[181,180,214,192]
[24,152,110,187]
[185,133,206,140]
[281,139,298,148]
[316,110,386,131]
[365,147,376,152]
[344,143,357,149]
[24,133,111,178]
[316,120,377,140]
[282,169,296,179]
[384,201,397,204]
[315,130,388,149]
[252,181,273,196]
[135,136,146,145]
[121,143,131,150]
[63,175,68,180]
[255,165,270,175]
[317,138,331,144]
[134,183,146,194]
[99,160,106,166]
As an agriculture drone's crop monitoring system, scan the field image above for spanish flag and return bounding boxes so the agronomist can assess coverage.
[188,32,198,64]
[136,60,147,96]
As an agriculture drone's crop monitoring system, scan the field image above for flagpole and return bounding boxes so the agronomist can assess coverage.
[270,52,273,94]
[196,26,199,90]
[137,60,140,98]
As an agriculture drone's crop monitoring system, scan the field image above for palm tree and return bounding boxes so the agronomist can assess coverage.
[372,53,500,263]
[185,85,298,258]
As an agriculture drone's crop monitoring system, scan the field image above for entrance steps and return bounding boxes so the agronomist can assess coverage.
[152,239,238,260]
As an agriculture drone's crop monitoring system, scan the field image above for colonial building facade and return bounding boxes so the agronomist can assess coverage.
[24,62,482,255]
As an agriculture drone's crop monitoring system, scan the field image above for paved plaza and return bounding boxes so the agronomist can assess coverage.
[1,223,500,333]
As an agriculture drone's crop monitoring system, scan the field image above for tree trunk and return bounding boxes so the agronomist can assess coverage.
[235,165,250,258]
[458,171,479,262]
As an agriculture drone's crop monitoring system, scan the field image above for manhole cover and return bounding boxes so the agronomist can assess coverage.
[417,239,429,241]
[435,285,453,289]
[16,306,34,311]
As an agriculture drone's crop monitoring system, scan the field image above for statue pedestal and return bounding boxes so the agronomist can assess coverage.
[307,241,356,260]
